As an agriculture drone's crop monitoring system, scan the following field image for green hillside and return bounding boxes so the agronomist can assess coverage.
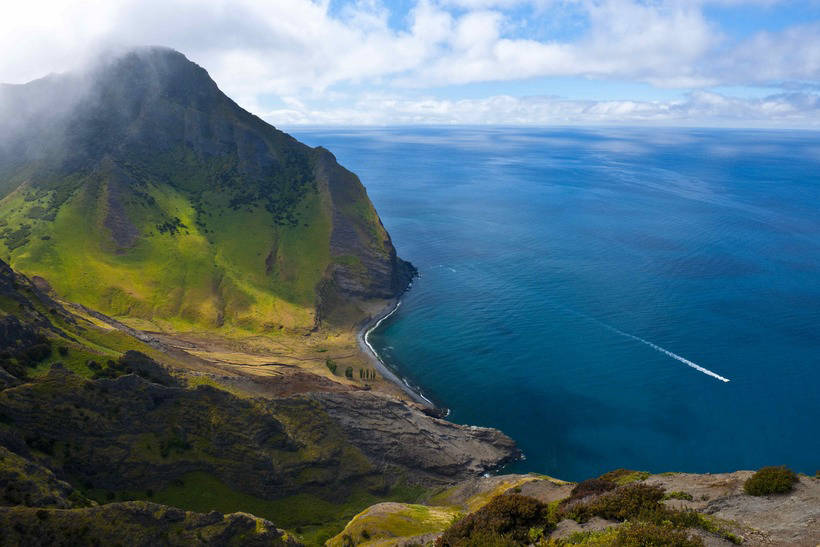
[0,47,413,334]
[0,257,426,545]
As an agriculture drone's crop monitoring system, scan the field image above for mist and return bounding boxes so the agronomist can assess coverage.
[0,46,217,180]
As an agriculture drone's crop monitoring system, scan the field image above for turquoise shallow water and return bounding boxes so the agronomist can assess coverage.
[292,126,820,481]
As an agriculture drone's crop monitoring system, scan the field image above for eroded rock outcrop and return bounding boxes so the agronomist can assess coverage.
[1,363,518,502]
[310,391,520,483]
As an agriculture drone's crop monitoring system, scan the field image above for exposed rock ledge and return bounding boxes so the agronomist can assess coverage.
[309,391,520,484]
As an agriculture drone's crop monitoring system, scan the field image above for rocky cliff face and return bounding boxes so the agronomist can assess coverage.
[310,391,519,483]
[0,363,516,501]
[313,148,416,301]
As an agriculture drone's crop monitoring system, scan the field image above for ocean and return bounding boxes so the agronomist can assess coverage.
[292,126,820,481]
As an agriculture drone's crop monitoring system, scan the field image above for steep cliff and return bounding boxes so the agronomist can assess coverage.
[0,47,413,333]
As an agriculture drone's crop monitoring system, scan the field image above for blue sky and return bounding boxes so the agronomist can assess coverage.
[2,0,820,126]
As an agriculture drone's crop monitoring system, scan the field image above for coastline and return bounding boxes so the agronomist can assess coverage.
[356,296,441,411]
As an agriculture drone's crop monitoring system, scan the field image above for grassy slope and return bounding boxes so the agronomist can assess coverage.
[327,476,551,546]
[0,270,189,381]
[107,471,426,546]
[0,169,334,334]
[1,338,418,547]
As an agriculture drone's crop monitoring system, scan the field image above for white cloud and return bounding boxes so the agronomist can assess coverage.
[265,90,820,127]
[0,0,818,125]
[715,22,820,84]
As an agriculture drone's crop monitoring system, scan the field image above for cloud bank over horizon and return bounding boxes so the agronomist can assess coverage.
[2,0,820,127]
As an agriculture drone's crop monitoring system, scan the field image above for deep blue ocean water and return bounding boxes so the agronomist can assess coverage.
[292,126,820,481]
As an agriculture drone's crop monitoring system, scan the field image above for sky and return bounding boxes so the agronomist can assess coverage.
[2,0,820,127]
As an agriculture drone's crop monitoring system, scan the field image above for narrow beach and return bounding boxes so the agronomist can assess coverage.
[356,299,438,409]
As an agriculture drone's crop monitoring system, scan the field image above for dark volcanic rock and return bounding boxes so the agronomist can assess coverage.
[309,391,520,484]
[314,147,416,301]
[0,362,518,507]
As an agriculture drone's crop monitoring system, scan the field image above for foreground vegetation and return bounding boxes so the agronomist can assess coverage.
[743,466,798,496]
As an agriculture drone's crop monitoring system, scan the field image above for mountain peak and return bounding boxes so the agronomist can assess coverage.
[90,46,220,104]
[0,47,414,333]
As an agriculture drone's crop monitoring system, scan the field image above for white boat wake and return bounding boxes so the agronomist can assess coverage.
[564,307,731,383]
[603,323,730,383]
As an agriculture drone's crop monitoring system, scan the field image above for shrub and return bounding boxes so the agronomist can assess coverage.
[58,346,68,356]
[562,483,666,523]
[438,494,549,546]
[325,359,337,374]
[615,522,704,547]
[344,366,353,378]
[156,217,187,235]
[90,352,172,385]
[744,466,798,496]
[684,513,742,544]
[663,491,694,501]
[599,468,651,485]
[21,342,52,364]
[438,531,519,546]
[567,478,617,502]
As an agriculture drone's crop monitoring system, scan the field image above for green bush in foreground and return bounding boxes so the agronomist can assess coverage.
[599,468,651,485]
[744,466,798,496]
[561,483,666,523]
[437,494,549,546]
[567,478,617,503]
[663,491,694,501]
[433,480,744,546]
[559,483,741,544]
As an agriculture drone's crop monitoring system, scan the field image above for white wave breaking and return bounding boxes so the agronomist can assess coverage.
[363,302,437,406]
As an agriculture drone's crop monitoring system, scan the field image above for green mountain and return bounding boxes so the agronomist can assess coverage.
[0,47,523,545]
[0,47,414,334]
